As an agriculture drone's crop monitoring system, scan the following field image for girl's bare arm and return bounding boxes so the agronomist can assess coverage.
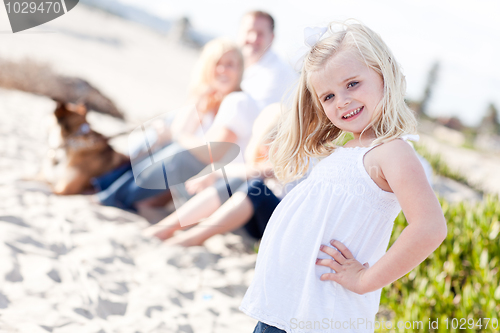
[317,139,447,295]
[360,140,447,293]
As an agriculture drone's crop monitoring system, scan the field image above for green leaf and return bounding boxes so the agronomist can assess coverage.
[489,220,500,240]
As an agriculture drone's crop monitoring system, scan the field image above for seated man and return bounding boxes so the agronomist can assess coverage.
[238,10,298,111]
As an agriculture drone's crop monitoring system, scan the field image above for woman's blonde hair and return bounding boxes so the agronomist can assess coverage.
[270,20,418,182]
[189,38,244,97]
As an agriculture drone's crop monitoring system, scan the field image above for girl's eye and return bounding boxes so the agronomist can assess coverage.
[324,94,334,102]
[347,81,359,88]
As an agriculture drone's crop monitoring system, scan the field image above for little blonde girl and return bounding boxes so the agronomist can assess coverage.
[240,21,447,333]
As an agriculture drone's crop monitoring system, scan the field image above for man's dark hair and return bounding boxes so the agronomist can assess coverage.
[245,11,275,32]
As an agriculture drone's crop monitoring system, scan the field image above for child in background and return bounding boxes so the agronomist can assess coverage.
[240,21,447,333]
[144,104,306,247]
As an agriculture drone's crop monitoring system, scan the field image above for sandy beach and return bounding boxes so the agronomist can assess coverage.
[0,3,498,333]
[0,89,259,332]
[0,4,258,332]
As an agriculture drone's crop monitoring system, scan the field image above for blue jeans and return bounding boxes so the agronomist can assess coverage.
[96,143,206,211]
[243,178,281,239]
[91,162,132,193]
[253,321,286,333]
[214,178,281,239]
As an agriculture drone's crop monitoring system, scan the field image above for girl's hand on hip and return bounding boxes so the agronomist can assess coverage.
[316,239,370,295]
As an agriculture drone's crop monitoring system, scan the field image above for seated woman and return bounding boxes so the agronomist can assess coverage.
[144,104,309,246]
[92,40,229,193]
[93,38,260,211]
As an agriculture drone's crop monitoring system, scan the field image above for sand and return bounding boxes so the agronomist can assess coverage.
[0,4,258,332]
[419,133,500,198]
[0,88,259,332]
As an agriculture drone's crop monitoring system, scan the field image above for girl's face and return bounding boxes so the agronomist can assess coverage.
[213,50,242,95]
[310,50,384,140]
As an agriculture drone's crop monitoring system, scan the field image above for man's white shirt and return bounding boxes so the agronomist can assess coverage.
[241,49,298,111]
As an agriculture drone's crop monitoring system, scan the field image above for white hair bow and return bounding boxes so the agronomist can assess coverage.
[303,26,328,48]
[292,26,329,72]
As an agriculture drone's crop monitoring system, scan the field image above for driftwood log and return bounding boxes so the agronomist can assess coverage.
[0,57,124,119]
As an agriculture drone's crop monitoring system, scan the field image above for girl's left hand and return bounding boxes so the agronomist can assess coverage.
[316,239,370,295]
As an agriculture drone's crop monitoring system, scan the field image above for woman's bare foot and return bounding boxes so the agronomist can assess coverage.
[142,223,179,240]
[153,226,178,240]
[163,233,204,247]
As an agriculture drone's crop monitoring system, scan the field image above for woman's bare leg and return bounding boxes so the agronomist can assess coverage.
[143,186,222,239]
[164,191,253,247]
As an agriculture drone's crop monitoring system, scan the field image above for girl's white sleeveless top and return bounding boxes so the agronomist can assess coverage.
[240,135,419,333]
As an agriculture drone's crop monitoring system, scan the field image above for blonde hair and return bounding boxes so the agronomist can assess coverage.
[270,20,417,182]
[189,38,244,98]
[245,103,282,165]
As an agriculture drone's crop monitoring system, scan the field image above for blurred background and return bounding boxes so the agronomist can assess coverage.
[0,1,499,332]
[82,0,500,126]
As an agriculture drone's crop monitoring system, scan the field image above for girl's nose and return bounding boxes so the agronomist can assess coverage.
[336,94,351,109]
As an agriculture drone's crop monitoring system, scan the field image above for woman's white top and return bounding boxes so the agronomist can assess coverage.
[240,135,420,333]
[210,91,260,156]
[194,111,215,139]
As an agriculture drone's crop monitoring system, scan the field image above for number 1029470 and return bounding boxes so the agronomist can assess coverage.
[5,2,63,14]
[442,317,499,330]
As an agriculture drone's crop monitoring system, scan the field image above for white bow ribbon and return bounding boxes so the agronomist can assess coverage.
[293,26,329,72]
[304,26,328,48]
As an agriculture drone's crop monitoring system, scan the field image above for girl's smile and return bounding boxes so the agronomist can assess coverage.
[341,106,363,121]
[311,50,384,141]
